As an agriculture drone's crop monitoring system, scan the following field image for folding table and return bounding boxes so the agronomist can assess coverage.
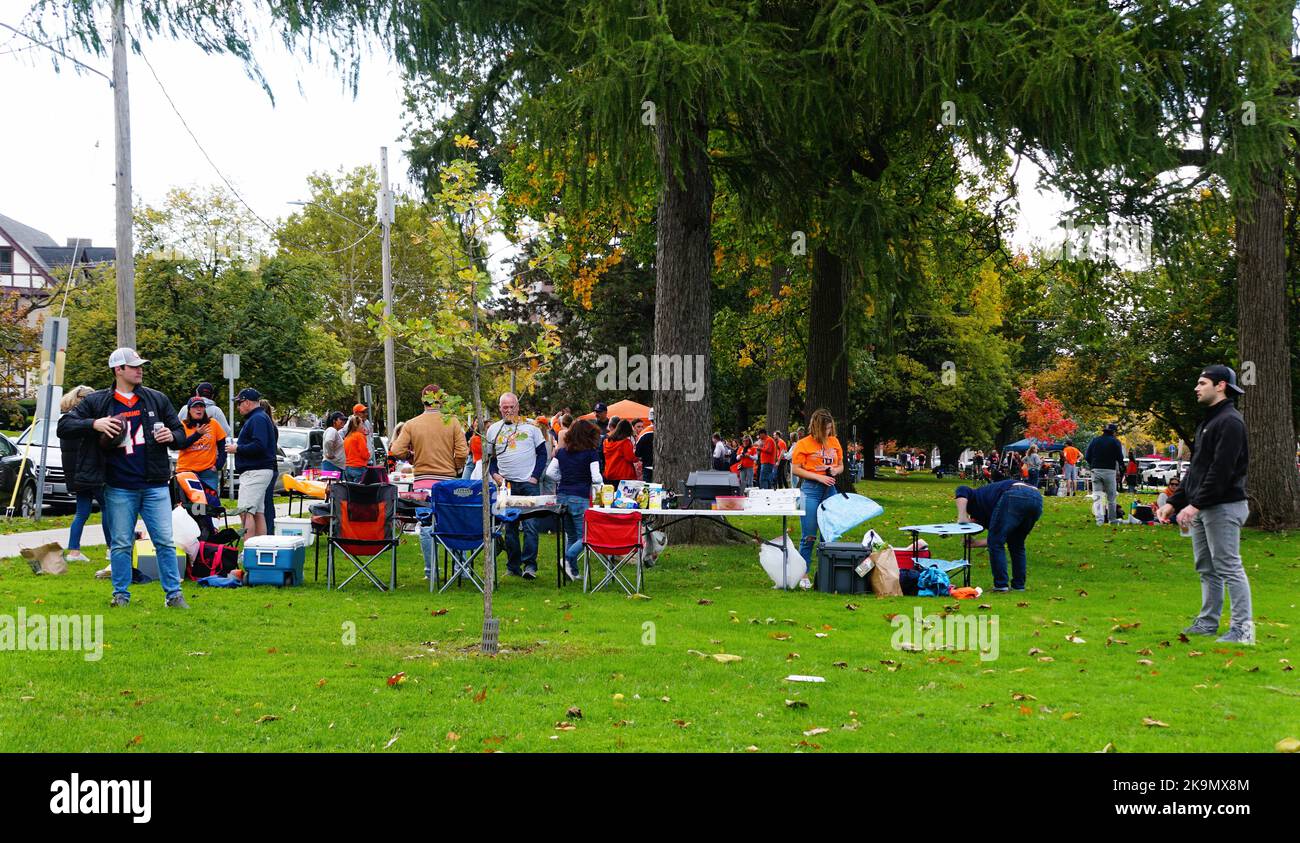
[590,506,805,589]
[896,522,984,587]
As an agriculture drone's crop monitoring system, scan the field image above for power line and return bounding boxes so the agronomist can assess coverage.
[133,36,380,257]
[132,38,279,236]
[0,21,111,83]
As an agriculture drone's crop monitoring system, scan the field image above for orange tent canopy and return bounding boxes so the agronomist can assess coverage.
[578,399,652,422]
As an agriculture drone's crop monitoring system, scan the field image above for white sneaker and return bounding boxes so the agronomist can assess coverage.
[64,550,90,563]
[798,576,813,590]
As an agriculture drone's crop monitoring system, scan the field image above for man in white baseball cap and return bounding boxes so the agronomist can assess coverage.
[57,348,188,608]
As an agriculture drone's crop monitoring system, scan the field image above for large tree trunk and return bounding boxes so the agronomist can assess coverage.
[652,107,730,544]
[1235,166,1300,529]
[765,264,792,437]
[806,244,853,492]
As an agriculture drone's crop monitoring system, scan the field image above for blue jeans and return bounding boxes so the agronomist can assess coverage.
[1027,469,1039,488]
[321,459,343,475]
[557,493,590,568]
[345,467,366,483]
[106,484,182,600]
[759,463,775,489]
[986,485,1043,590]
[68,488,105,551]
[798,479,833,568]
[418,524,436,578]
[461,461,475,480]
[501,480,540,572]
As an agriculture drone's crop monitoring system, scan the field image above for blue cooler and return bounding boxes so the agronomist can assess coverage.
[242,535,307,586]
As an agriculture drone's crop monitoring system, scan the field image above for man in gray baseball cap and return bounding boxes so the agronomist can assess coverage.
[1157,365,1253,643]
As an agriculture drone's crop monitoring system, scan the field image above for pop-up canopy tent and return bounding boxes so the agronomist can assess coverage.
[1002,437,1065,453]
[579,399,652,422]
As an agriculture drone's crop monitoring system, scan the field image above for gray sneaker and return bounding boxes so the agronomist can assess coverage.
[1182,621,1219,636]
[1216,624,1255,645]
[109,593,130,608]
[165,594,191,609]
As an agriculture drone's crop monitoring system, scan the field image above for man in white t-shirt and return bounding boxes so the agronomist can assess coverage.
[485,392,548,579]
[712,433,727,471]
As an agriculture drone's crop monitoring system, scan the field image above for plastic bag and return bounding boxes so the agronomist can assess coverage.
[172,505,201,559]
[759,533,807,589]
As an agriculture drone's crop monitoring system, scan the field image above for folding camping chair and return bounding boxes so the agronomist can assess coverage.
[171,471,232,543]
[326,481,400,591]
[430,479,500,593]
[580,509,644,595]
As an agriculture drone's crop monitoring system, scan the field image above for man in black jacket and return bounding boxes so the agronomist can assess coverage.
[1084,423,1125,524]
[1157,366,1253,643]
[57,348,189,608]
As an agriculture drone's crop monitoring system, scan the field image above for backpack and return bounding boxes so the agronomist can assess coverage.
[189,541,240,580]
[898,568,921,596]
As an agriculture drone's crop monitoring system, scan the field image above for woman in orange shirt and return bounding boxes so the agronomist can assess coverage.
[602,419,639,483]
[343,414,370,482]
[177,397,227,492]
[790,408,845,589]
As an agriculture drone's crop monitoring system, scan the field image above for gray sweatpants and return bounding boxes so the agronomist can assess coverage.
[1092,469,1118,523]
[1189,500,1252,632]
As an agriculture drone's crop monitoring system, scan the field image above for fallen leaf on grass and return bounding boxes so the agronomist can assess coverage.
[803,727,829,736]
[431,608,448,616]
[769,632,792,641]
[1062,711,1081,721]
[1137,648,1152,655]
[1065,634,1086,644]
[1011,692,1037,701]
[1142,717,1170,728]
[482,735,504,746]
[832,661,848,668]
[712,653,742,663]
[316,679,327,689]
[126,734,143,747]
[384,730,401,749]
[1038,656,1055,663]
[1187,651,1204,658]
[566,706,583,719]
[978,603,992,609]
[387,672,407,687]
[1137,659,1154,666]
[1178,633,1190,643]
[979,702,994,709]
[187,652,209,657]
[254,715,279,724]
[1016,602,1029,608]
[1276,737,1300,753]
[1028,647,1044,656]
[446,731,461,741]
[797,740,821,749]
[1096,742,1116,753]
[814,633,829,639]
[473,687,487,703]
[697,599,713,605]
[844,603,860,611]
[1018,705,1032,716]
[672,720,691,728]
[745,745,759,752]
[784,699,808,709]
[554,722,576,731]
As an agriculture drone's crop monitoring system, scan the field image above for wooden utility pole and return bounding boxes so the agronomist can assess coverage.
[379,147,397,438]
[112,0,135,348]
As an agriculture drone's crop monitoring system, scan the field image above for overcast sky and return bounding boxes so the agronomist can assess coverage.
[1,0,1069,259]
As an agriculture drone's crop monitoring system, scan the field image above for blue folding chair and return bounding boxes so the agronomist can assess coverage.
[430,479,500,593]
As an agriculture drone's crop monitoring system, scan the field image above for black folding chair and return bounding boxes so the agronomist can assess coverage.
[326,482,400,591]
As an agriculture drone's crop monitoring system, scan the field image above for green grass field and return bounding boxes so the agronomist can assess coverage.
[0,475,1296,753]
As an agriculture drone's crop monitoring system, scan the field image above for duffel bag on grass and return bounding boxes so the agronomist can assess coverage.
[189,541,240,580]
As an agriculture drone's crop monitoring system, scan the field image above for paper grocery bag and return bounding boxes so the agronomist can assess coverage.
[20,542,67,576]
[869,545,902,597]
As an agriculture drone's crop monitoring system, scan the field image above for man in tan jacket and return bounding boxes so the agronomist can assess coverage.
[387,385,468,480]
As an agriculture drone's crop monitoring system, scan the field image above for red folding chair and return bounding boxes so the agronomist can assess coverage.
[581,509,644,594]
